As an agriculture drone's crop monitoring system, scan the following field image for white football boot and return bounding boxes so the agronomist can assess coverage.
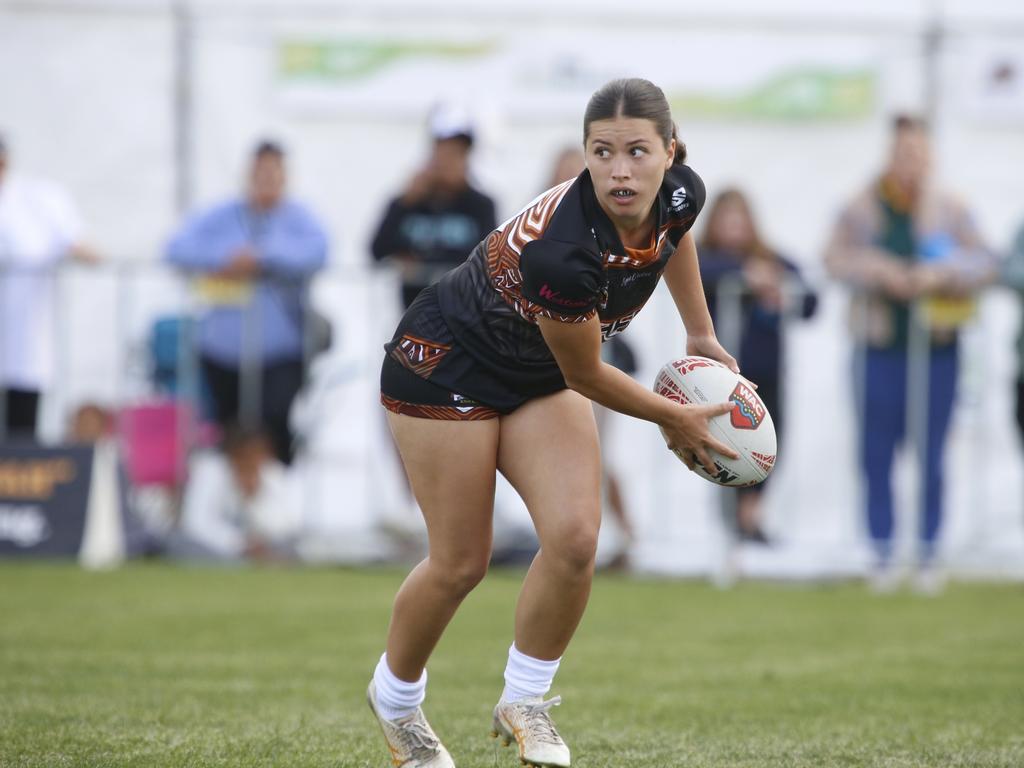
[491,695,571,767]
[367,681,455,768]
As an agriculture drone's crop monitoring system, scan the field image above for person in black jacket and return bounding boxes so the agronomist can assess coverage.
[370,105,497,309]
[366,79,741,768]
[699,188,818,544]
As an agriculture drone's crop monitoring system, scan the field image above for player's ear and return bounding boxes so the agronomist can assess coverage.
[665,138,676,170]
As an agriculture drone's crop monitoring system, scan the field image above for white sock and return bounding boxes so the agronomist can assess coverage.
[373,653,426,721]
[501,643,561,703]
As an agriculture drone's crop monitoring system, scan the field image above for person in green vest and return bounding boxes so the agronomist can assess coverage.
[825,114,995,593]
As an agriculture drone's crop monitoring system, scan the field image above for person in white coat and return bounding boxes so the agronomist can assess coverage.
[0,135,98,439]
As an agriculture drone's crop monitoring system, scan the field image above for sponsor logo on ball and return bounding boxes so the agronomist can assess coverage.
[705,461,739,485]
[729,382,765,430]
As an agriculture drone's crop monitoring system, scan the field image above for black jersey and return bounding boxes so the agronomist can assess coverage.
[384,164,706,412]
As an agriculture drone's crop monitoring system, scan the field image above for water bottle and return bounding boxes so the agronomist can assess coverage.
[919,231,974,329]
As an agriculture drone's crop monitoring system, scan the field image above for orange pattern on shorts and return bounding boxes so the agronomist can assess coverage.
[390,333,451,378]
[380,394,500,421]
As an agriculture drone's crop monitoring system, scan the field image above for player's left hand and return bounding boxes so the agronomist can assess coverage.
[686,334,739,374]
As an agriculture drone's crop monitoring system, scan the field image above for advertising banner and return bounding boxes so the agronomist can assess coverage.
[0,444,94,558]
[275,31,876,121]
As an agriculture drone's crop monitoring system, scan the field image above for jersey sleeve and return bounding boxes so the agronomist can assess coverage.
[519,239,603,322]
[664,164,707,247]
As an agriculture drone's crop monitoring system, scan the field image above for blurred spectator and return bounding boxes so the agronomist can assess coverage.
[370,104,497,309]
[699,188,818,544]
[0,134,100,440]
[825,115,995,591]
[69,402,115,443]
[545,145,586,190]
[165,140,328,465]
[170,426,300,563]
[1001,220,1024,442]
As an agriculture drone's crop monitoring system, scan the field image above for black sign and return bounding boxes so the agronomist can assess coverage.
[0,443,94,557]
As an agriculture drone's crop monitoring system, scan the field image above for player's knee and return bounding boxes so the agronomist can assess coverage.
[432,554,489,597]
[549,519,599,574]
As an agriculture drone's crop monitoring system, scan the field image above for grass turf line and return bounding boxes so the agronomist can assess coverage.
[0,563,1021,767]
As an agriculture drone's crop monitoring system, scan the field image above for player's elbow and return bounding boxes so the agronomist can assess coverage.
[561,363,603,397]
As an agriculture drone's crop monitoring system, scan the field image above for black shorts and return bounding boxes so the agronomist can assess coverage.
[380,355,501,420]
[380,287,506,421]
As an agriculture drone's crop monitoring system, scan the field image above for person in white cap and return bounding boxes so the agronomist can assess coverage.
[370,104,497,309]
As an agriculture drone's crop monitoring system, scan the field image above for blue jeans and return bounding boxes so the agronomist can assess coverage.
[857,345,958,564]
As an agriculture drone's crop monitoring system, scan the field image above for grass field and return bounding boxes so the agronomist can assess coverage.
[1,564,1022,768]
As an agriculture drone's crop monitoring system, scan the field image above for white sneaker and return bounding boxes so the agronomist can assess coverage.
[491,695,571,768]
[367,681,455,768]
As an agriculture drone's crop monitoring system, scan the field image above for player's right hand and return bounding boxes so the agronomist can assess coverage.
[661,401,738,474]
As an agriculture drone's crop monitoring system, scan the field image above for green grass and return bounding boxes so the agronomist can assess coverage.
[0,564,1022,767]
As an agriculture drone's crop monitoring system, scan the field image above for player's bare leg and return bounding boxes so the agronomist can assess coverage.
[384,412,499,678]
[500,390,601,658]
[490,389,602,767]
[368,413,500,768]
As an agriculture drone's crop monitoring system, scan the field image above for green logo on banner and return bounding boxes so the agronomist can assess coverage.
[279,40,494,81]
[670,69,875,121]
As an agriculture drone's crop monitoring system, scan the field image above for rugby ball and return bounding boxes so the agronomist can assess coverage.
[653,356,777,487]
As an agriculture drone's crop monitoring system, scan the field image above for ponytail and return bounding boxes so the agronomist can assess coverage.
[671,124,687,165]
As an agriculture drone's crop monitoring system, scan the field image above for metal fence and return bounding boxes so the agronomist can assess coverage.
[1,260,1022,576]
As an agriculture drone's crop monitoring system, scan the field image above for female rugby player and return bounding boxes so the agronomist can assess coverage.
[367,78,739,768]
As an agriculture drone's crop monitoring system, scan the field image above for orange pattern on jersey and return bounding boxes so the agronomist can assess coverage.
[485,180,592,324]
[485,180,688,321]
[604,221,677,269]
[390,333,451,378]
[381,394,500,421]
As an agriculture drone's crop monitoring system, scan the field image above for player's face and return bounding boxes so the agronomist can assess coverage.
[586,116,674,231]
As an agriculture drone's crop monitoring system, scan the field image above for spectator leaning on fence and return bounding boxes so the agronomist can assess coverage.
[699,188,818,546]
[0,134,100,440]
[824,115,995,593]
[165,140,328,465]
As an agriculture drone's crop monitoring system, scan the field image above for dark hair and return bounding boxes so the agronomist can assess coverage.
[892,113,928,134]
[583,78,686,164]
[253,139,285,160]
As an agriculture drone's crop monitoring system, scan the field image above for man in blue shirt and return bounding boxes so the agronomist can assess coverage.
[166,140,328,464]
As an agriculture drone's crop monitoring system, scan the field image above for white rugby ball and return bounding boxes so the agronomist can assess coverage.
[653,356,777,487]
